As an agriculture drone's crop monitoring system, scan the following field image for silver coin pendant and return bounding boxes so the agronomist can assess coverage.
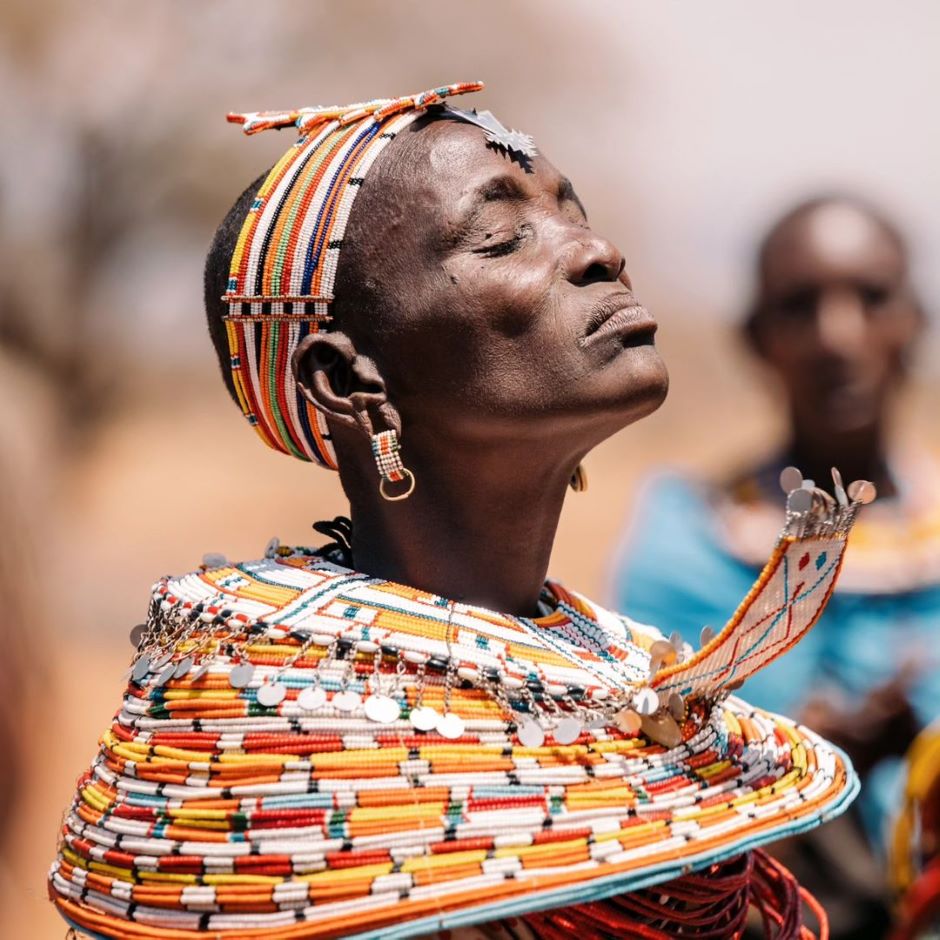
[257,681,287,708]
[229,663,255,689]
[298,686,327,711]
[332,690,363,712]
[409,706,439,731]
[518,717,545,748]
[436,712,465,739]
[364,694,401,724]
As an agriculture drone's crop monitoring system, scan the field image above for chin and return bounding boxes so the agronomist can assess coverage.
[566,357,669,441]
[608,346,670,422]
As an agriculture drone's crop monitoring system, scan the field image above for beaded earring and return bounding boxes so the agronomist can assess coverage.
[569,463,588,493]
[371,429,416,501]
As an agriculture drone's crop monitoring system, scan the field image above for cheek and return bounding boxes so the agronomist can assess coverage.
[760,336,810,376]
[447,256,555,339]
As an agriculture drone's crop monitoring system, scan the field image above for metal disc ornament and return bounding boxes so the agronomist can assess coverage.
[613,707,642,734]
[129,624,147,648]
[229,663,255,689]
[409,706,439,731]
[190,662,210,682]
[831,467,848,506]
[787,488,813,513]
[641,712,683,749]
[364,694,401,724]
[667,692,685,720]
[174,656,194,679]
[257,681,287,708]
[518,717,546,748]
[649,639,677,668]
[332,690,362,712]
[131,655,152,683]
[150,651,173,671]
[436,712,465,739]
[155,663,177,687]
[633,687,660,716]
[847,480,877,505]
[553,716,583,745]
[779,466,804,494]
[298,686,327,711]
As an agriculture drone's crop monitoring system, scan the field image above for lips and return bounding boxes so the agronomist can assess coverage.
[583,292,658,346]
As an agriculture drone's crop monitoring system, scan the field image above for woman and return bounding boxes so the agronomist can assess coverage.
[50,83,868,939]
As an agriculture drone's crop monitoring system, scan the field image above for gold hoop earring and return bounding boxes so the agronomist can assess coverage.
[371,429,416,501]
[569,463,588,493]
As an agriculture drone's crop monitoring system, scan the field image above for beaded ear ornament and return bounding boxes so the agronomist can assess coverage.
[124,467,873,749]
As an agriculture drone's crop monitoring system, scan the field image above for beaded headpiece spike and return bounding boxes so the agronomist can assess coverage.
[222,82,484,466]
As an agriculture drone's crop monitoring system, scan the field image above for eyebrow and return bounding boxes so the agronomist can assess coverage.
[452,174,527,235]
[559,177,587,219]
[450,174,587,242]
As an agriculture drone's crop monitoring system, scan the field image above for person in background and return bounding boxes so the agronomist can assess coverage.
[889,718,940,939]
[612,194,940,939]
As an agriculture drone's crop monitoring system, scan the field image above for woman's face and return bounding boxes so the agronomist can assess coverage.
[342,117,668,454]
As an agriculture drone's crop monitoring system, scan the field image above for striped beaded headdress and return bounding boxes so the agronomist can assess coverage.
[222,82,486,467]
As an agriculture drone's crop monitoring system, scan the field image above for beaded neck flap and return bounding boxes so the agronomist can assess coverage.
[50,469,867,939]
[222,82,486,467]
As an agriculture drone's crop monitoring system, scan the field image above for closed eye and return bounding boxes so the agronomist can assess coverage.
[472,223,532,257]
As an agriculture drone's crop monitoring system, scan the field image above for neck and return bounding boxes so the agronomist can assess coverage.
[784,415,897,499]
[343,439,578,617]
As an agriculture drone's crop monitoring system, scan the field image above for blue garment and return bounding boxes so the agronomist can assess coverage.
[610,472,940,848]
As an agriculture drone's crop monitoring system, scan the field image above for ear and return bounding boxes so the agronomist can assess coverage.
[292,331,400,440]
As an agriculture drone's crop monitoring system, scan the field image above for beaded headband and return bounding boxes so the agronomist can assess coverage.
[222,82,494,467]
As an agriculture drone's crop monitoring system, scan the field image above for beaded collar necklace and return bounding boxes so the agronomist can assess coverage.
[128,466,871,751]
[50,467,869,940]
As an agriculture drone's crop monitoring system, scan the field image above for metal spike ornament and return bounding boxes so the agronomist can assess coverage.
[443,105,538,158]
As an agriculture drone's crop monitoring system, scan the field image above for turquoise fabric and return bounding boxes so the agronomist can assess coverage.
[611,472,940,849]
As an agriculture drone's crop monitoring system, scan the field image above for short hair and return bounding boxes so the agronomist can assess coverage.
[756,194,908,278]
[203,171,268,404]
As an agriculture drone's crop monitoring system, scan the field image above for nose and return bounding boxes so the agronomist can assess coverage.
[817,287,868,356]
[565,232,627,286]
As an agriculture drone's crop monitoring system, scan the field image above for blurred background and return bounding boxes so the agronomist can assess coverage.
[1,1,938,936]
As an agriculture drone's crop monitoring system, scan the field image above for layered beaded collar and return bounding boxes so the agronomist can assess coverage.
[132,467,870,751]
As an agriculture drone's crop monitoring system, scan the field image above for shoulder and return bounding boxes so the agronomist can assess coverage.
[153,547,351,626]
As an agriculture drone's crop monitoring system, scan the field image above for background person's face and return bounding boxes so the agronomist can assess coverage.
[751,202,922,439]
[345,118,669,457]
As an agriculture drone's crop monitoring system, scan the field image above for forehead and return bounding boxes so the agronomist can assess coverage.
[380,117,570,223]
[761,202,906,291]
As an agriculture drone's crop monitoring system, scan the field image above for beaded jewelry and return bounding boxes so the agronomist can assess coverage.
[371,428,415,501]
[222,82,487,469]
[50,471,871,939]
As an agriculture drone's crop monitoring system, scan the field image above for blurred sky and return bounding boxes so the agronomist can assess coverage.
[2,0,939,369]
